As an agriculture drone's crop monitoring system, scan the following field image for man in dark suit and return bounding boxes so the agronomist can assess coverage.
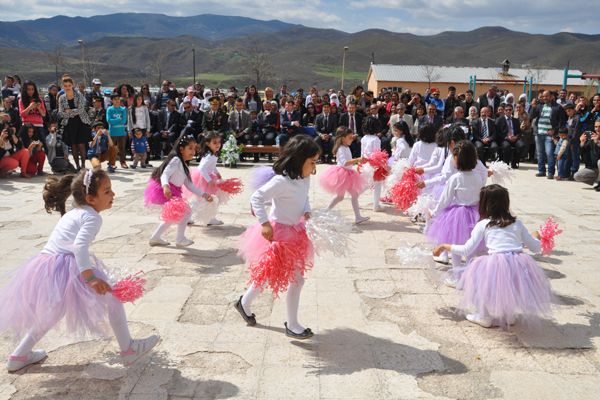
[446,106,468,125]
[419,104,443,132]
[496,103,526,168]
[362,103,383,138]
[180,100,204,141]
[314,102,338,163]
[461,89,479,115]
[339,102,363,157]
[201,96,229,140]
[478,86,501,115]
[151,99,182,158]
[228,98,253,160]
[471,106,498,165]
[278,99,301,148]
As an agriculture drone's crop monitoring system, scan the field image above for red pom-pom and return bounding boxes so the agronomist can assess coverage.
[539,217,563,256]
[389,166,421,211]
[218,178,244,195]
[112,272,146,303]
[366,150,390,181]
[161,197,191,223]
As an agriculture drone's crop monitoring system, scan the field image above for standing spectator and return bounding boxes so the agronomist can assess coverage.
[19,123,46,175]
[2,76,19,107]
[556,89,568,106]
[530,90,567,179]
[315,102,338,163]
[424,87,444,116]
[179,87,200,112]
[278,99,302,147]
[117,84,135,108]
[89,97,107,128]
[573,121,600,190]
[564,103,581,180]
[155,81,175,109]
[58,75,92,170]
[140,83,155,107]
[275,84,288,106]
[443,86,461,122]
[515,102,534,162]
[461,90,479,115]
[580,94,600,132]
[496,103,525,168]
[2,96,21,131]
[88,122,117,172]
[472,107,498,165]
[127,94,151,137]
[130,128,150,169]
[554,127,570,180]
[264,87,275,103]
[44,84,60,123]
[0,124,30,177]
[18,81,47,145]
[244,85,263,113]
[478,86,501,115]
[408,93,424,118]
[106,94,128,169]
[86,78,103,108]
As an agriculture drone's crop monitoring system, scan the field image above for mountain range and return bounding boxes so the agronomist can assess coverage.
[0,13,599,90]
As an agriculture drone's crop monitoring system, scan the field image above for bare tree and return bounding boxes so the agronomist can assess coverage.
[152,50,169,87]
[245,43,273,88]
[45,45,68,85]
[526,65,548,93]
[421,65,441,89]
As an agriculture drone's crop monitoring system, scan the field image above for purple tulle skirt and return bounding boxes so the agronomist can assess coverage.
[457,252,553,326]
[144,179,182,207]
[426,204,479,245]
[0,253,118,338]
[319,166,367,197]
[250,166,276,191]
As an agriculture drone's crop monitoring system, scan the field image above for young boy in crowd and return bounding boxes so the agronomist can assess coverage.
[130,128,150,169]
[554,127,570,181]
[88,121,117,172]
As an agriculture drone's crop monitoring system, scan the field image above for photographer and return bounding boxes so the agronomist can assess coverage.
[19,123,46,176]
[88,122,117,172]
[46,121,75,174]
[0,122,30,177]
[574,120,600,191]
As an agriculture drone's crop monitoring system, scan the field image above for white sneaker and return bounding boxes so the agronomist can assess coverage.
[373,206,384,212]
[6,350,47,372]
[444,277,458,288]
[354,216,370,225]
[175,238,194,248]
[121,335,160,366]
[433,252,449,264]
[207,218,224,226]
[466,313,493,328]
[149,238,170,247]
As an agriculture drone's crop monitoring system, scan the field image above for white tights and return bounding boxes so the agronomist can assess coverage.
[373,181,383,208]
[12,298,132,356]
[150,210,192,243]
[327,193,363,220]
[241,270,306,334]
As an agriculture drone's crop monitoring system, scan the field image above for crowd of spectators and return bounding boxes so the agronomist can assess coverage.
[1,73,599,191]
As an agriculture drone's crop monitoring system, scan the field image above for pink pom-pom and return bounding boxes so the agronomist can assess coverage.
[112,272,146,303]
[218,178,244,195]
[160,197,191,223]
[539,217,563,255]
[390,166,421,211]
[365,150,390,181]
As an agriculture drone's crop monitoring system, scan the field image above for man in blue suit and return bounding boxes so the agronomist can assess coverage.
[278,100,302,147]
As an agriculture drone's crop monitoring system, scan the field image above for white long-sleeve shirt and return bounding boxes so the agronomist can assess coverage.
[336,145,353,169]
[42,206,102,272]
[390,136,411,162]
[160,157,204,197]
[421,146,445,174]
[425,155,488,188]
[198,153,219,182]
[433,170,484,215]
[408,141,437,167]
[361,135,381,157]
[452,218,541,256]
[250,175,311,225]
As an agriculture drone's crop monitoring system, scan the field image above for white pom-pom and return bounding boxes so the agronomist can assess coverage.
[385,158,410,187]
[489,161,515,186]
[395,242,432,266]
[189,196,219,225]
[407,194,434,220]
[305,209,353,257]
[216,190,232,205]
[360,163,375,189]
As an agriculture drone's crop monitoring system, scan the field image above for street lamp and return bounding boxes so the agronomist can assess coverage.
[77,39,87,89]
[341,46,349,92]
[192,48,196,84]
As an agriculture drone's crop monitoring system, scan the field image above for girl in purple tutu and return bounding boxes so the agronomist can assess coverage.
[145,135,212,248]
[433,184,552,328]
[234,135,320,340]
[426,141,487,273]
[320,126,369,225]
[0,169,159,372]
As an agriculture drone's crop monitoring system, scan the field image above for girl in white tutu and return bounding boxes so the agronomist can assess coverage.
[235,135,320,340]
[319,126,369,224]
[433,184,553,328]
[0,169,159,372]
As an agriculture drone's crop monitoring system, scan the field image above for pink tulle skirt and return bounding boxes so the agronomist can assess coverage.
[144,179,182,207]
[426,204,479,245]
[0,253,117,338]
[189,169,218,195]
[237,221,314,297]
[319,166,367,197]
[457,252,553,326]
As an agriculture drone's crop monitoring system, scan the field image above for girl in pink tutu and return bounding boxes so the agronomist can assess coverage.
[433,184,553,328]
[234,135,320,340]
[320,126,369,224]
[0,169,159,372]
[189,131,224,226]
[145,135,212,247]
[426,141,487,273]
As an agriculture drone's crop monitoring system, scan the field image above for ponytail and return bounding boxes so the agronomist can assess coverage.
[332,126,352,156]
[43,168,108,215]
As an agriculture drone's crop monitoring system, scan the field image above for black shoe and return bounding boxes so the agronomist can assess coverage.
[568,172,575,181]
[535,172,546,177]
[511,163,519,169]
[268,155,273,162]
[595,184,600,192]
[234,296,256,326]
[284,322,313,340]
[547,174,554,180]
[253,155,259,163]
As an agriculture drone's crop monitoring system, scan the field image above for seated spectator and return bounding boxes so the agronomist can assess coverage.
[88,122,117,172]
[419,104,443,132]
[278,100,302,148]
[244,85,262,113]
[257,101,278,146]
[130,128,150,169]
[447,106,468,125]
[2,96,21,131]
[574,120,600,190]
[302,103,317,126]
[151,99,181,158]
[228,98,252,160]
[45,121,76,174]
[179,87,200,112]
[19,123,46,176]
[202,96,229,140]
[472,106,499,165]
[180,100,203,141]
[0,122,30,177]
[315,102,338,163]
[497,103,526,168]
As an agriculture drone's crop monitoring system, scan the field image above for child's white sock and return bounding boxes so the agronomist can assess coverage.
[286,272,306,334]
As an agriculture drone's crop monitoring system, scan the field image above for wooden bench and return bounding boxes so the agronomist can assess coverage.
[242,145,280,154]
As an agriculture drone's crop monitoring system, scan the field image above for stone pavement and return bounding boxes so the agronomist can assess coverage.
[0,161,599,400]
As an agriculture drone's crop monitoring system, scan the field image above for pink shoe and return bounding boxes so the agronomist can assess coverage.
[380,196,394,205]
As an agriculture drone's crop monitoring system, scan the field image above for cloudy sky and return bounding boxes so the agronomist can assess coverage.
[1,0,596,35]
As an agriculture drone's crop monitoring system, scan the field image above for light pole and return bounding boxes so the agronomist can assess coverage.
[77,39,87,89]
[341,46,349,92]
[192,48,196,84]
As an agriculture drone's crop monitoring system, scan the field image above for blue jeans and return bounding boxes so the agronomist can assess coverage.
[569,142,580,173]
[557,155,569,178]
[535,134,556,175]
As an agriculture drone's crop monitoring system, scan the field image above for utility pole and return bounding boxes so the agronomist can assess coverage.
[192,48,196,84]
[341,46,349,91]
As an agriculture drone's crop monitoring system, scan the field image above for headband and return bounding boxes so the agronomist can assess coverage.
[83,169,93,194]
